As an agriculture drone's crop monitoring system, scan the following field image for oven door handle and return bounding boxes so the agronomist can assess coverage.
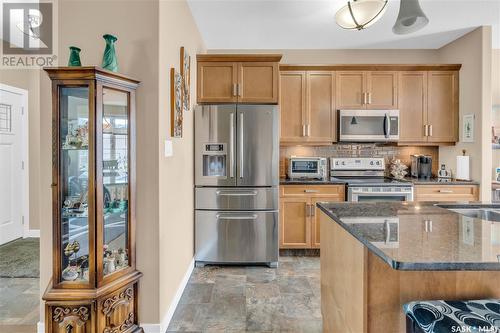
[384,220,390,244]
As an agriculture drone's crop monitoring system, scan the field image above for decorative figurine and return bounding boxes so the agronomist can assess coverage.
[68,46,82,66]
[390,158,408,180]
[63,122,89,149]
[62,266,79,281]
[64,240,80,258]
[101,34,118,72]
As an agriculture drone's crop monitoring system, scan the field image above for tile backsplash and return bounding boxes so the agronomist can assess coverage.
[280,144,439,178]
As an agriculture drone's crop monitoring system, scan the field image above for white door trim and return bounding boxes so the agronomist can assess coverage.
[0,83,31,238]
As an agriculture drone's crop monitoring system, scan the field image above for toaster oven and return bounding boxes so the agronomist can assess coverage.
[287,157,328,180]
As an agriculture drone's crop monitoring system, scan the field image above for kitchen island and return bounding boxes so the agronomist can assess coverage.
[317,202,500,333]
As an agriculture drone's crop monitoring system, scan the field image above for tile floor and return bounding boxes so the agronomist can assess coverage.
[167,256,321,333]
[0,277,40,331]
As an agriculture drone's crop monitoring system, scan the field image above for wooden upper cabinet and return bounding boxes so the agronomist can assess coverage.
[197,61,238,103]
[196,54,282,104]
[398,71,428,143]
[367,71,398,109]
[336,71,366,109]
[239,62,279,103]
[280,71,306,143]
[307,71,336,143]
[427,71,459,143]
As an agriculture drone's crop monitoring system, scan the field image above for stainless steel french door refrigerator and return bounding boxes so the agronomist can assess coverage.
[194,104,279,267]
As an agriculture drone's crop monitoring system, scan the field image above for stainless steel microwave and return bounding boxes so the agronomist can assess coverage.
[338,109,400,142]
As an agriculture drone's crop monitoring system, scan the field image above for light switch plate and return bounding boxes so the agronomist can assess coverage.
[164,139,173,157]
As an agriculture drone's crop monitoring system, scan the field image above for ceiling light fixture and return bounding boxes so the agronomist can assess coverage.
[393,0,429,35]
[335,0,388,31]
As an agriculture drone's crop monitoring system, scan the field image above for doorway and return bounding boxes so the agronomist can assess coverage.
[0,84,28,245]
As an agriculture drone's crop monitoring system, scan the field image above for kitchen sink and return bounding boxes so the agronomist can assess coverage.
[436,204,500,222]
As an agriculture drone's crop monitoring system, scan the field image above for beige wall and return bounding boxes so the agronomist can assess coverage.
[157,0,205,325]
[39,0,161,324]
[209,48,440,64]
[493,50,500,180]
[437,27,492,200]
[0,69,41,230]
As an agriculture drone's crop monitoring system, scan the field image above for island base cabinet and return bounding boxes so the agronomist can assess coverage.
[320,211,500,333]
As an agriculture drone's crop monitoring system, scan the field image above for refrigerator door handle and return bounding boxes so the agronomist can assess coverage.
[215,190,258,196]
[239,112,244,179]
[229,112,235,178]
[216,213,258,220]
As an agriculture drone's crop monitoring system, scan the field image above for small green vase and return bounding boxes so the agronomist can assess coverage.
[101,34,118,72]
[68,46,82,66]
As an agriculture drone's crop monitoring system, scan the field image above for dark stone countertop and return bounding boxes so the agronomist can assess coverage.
[403,177,480,185]
[316,201,500,271]
[280,178,346,185]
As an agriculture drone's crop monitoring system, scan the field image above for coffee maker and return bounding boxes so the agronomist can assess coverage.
[411,155,433,179]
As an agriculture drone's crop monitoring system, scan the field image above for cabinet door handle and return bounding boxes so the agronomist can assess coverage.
[237,83,242,97]
[367,92,372,105]
[302,124,306,137]
[429,220,433,232]
[232,83,237,97]
[306,204,310,217]
[429,124,433,137]
[304,189,319,193]
[307,124,311,137]
[362,92,367,105]
[424,125,429,137]
[424,220,428,232]
[310,204,315,217]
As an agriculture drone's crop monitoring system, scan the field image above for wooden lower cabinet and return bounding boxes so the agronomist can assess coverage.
[414,184,479,202]
[279,185,345,249]
[44,273,143,333]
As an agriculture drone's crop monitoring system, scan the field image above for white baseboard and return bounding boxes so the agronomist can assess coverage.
[160,257,195,332]
[141,258,195,333]
[141,323,162,333]
[37,321,44,333]
[24,229,40,238]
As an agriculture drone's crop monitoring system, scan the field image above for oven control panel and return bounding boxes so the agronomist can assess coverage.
[330,157,385,171]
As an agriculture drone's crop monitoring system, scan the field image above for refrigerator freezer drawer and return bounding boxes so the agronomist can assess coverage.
[195,210,278,264]
[195,187,278,210]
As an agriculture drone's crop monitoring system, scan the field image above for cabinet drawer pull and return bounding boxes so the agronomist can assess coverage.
[438,189,453,193]
[304,189,319,193]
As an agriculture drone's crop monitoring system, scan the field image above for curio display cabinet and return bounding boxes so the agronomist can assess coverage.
[42,67,143,333]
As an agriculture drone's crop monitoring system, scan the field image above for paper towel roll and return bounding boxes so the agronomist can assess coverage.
[456,155,470,180]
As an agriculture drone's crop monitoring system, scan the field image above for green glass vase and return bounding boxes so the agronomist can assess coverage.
[101,34,118,72]
[68,46,82,67]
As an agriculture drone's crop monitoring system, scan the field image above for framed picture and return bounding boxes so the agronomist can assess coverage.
[170,68,183,138]
[463,114,474,143]
[180,46,190,112]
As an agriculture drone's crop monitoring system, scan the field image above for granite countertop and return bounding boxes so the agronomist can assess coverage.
[280,178,346,185]
[317,201,500,271]
[403,177,480,185]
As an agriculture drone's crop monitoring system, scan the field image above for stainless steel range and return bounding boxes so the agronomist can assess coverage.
[194,105,279,268]
[330,157,414,202]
